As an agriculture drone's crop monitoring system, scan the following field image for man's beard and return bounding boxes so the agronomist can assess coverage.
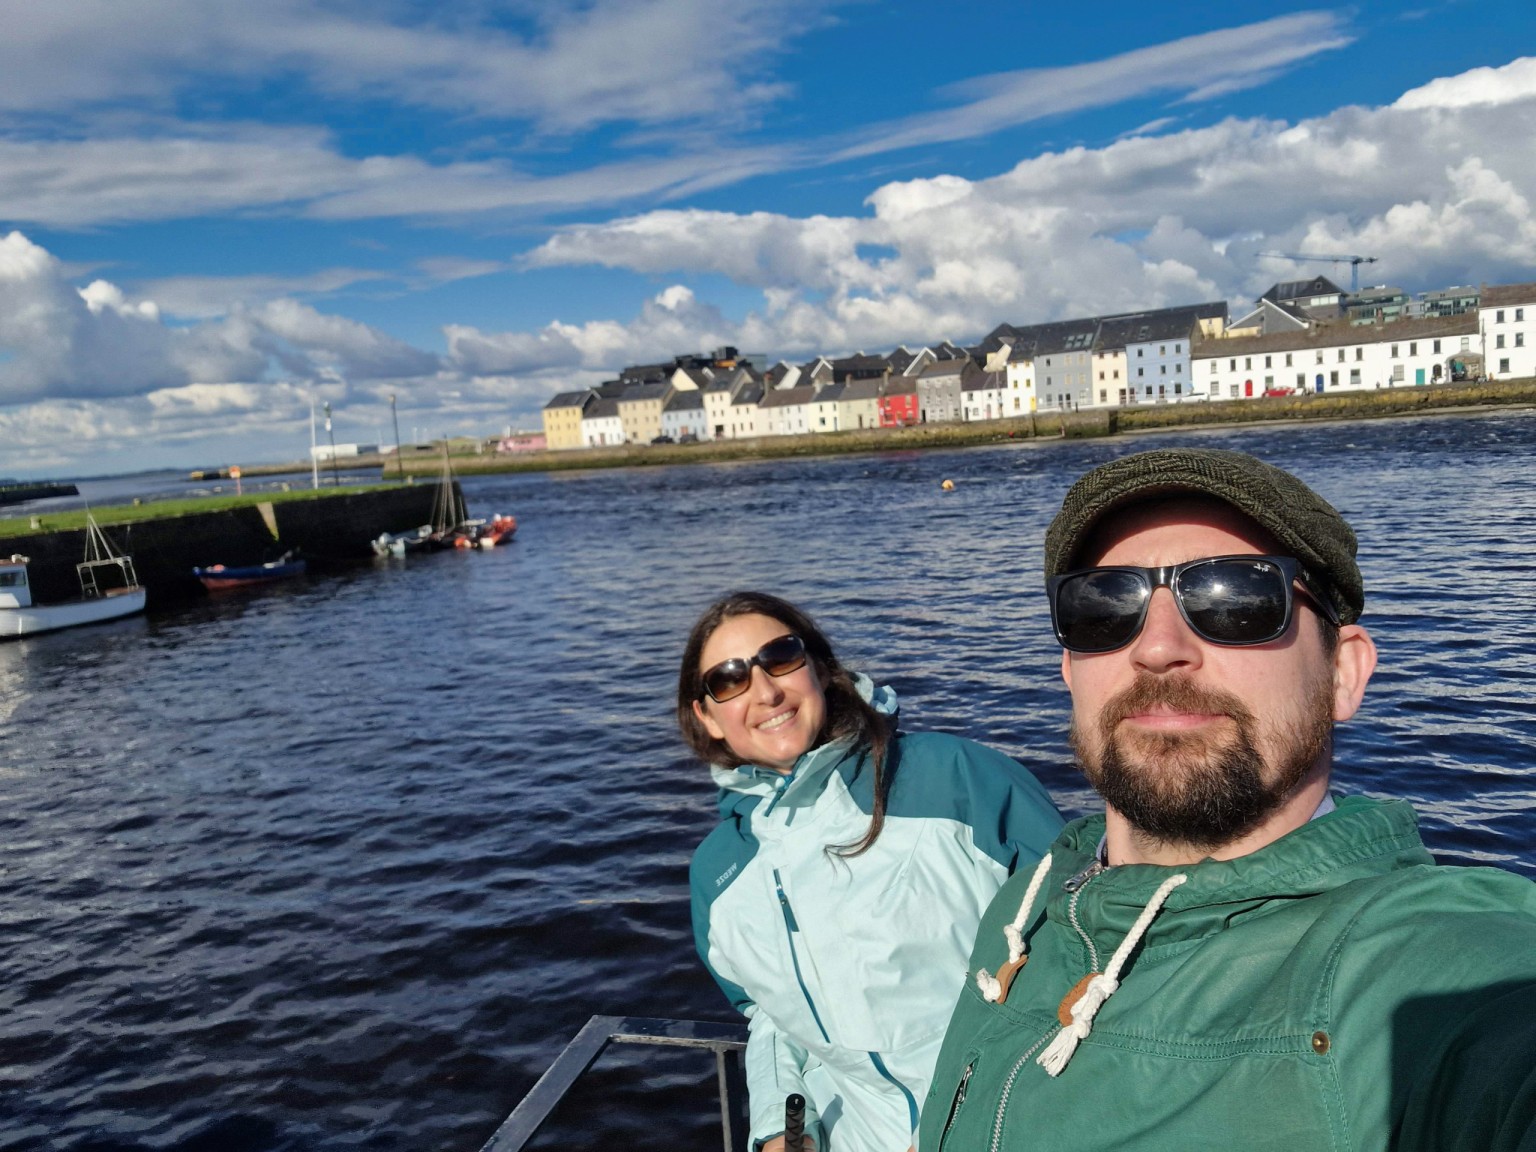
[1070,671,1334,853]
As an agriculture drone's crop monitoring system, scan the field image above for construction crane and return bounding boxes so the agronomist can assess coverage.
[1256,251,1379,294]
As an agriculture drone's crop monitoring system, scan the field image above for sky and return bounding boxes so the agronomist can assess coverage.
[1,0,1535,478]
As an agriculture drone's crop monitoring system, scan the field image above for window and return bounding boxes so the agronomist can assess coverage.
[1211,361,1218,374]
[1497,334,1506,349]
[1264,356,1272,369]
[1229,359,1237,371]
[1500,358,1510,373]
[1518,333,1526,347]
[1175,343,1182,353]
[1296,373,1305,388]
[1159,365,1166,375]
[1099,390,1107,403]
[1337,349,1346,363]
[1264,376,1274,387]
[1390,345,1398,358]
[1462,337,1471,351]
[1245,357,1252,370]
[1175,383,1183,395]
[1409,343,1417,356]
[1518,308,1526,321]
[1355,348,1363,361]
[1285,353,1293,367]
[1433,339,1441,353]
[1137,367,1144,378]
[1137,348,1144,357]
[1350,369,1361,386]
[1229,384,1240,398]
[1497,310,1506,323]
[1160,345,1167,355]
[1098,370,1104,380]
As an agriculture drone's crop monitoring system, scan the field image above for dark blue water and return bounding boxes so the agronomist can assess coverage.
[2,411,1534,1149]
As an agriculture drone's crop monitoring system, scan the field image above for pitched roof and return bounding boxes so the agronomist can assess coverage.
[1481,281,1536,307]
[760,385,815,408]
[838,379,884,402]
[543,389,593,411]
[585,397,621,420]
[1191,313,1475,358]
[664,391,704,412]
[618,382,669,403]
[1261,276,1344,304]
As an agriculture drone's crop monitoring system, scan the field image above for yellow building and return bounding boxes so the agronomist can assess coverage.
[542,390,594,450]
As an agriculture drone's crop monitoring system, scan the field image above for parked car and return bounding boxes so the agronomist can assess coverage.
[651,434,675,445]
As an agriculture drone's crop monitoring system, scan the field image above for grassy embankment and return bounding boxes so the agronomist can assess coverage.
[9,377,1533,540]
[0,482,397,540]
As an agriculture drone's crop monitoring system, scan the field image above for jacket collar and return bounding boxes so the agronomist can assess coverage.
[1045,797,1435,947]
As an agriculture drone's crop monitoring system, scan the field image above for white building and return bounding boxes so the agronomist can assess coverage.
[580,397,625,446]
[1481,282,1536,380]
[1193,314,1478,399]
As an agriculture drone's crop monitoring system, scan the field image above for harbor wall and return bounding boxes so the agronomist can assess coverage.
[6,484,446,607]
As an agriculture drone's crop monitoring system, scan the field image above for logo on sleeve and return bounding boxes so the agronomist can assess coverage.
[715,863,739,888]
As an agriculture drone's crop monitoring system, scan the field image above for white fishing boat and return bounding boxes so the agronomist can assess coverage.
[1,515,146,638]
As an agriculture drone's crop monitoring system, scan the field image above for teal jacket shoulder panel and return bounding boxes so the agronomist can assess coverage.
[919,796,1536,1152]
[690,697,1064,1152]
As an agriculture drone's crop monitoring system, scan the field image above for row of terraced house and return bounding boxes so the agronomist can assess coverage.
[539,279,1536,449]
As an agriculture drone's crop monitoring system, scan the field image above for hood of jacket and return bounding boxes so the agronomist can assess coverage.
[1039,795,1435,950]
[709,674,896,819]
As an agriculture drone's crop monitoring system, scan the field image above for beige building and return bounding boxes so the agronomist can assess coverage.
[617,382,672,443]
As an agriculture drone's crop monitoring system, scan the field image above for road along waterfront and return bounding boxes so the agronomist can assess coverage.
[0,409,1532,1149]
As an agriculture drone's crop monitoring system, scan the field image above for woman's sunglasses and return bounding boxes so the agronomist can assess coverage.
[701,634,809,703]
[1047,554,1339,654]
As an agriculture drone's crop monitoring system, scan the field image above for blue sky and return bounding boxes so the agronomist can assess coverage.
[1,0,1534,477]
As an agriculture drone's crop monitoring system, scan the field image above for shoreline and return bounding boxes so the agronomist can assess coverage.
[411,377,1536,476]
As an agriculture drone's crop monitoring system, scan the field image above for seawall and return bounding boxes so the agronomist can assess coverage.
[6,484,445,607]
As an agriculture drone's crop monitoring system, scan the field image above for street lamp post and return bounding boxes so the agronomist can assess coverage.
[389,394,405,479]
[323,401,340,487]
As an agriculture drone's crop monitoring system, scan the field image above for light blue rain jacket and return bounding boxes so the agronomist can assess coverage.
[689,681,1062,1151]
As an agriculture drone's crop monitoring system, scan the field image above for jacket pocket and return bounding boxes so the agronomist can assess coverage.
[935,1053,978,1152]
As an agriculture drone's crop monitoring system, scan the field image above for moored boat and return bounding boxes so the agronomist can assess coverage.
[1,516,146,638]
[193,551,307,590]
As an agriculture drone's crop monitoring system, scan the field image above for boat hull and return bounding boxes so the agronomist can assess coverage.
[194,560,307,590]
[1,588,147,638]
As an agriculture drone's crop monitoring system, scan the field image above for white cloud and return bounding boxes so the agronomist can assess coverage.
[832,12,1354,160]
[523,55,1536,358]
[0,0,829,132]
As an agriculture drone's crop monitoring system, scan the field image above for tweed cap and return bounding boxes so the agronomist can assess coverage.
[1044,448,1363,624]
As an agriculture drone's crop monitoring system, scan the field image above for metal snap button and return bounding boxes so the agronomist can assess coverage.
[1311,1031,1331,1055]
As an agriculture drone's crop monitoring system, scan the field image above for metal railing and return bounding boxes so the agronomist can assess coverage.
[477,1016,750,1152]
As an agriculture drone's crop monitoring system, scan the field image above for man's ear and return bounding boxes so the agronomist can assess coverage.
[693,697,726,741]
[1331,624,1377,722]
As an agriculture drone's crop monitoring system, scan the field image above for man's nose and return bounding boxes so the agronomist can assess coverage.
[1128,586,1204,672]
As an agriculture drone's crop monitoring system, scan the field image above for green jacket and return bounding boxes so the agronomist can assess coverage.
[919,797,1536,1151]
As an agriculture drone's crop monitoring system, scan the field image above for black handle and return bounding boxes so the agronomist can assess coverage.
[784,1093,806,1152]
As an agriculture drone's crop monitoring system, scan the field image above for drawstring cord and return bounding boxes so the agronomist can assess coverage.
[975,853,1053,1003]
[1036,872,1188,1077]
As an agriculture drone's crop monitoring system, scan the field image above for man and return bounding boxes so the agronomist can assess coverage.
[918,447,1536,1151]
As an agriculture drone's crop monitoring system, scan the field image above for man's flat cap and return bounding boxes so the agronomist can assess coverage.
[1044,447,1363,624]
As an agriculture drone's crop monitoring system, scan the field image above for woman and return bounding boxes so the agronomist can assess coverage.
[681,591,1062,1151]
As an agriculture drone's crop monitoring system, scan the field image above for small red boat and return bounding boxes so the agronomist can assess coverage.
[453,514,518,550]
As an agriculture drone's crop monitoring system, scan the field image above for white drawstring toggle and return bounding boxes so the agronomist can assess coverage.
[976,853,1053,1004]
[1036,872,1188,1077]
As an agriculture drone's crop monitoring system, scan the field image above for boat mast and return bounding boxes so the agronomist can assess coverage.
[310,401,320,491]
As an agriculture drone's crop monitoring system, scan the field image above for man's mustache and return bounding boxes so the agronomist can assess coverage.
[1099,673,1255,732]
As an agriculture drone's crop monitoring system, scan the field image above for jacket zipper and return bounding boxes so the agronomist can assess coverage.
[990,863,1105,1150]
[935,1060,975,1151]
[774,868,831,1043]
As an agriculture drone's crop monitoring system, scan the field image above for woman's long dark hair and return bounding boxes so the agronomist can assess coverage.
[677,591,895,857]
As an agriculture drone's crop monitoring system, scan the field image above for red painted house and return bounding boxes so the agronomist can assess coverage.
[878,378,919,427]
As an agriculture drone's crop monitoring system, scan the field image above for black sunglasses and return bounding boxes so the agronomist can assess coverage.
[701,634,809,703]
[1048,554,1339,654]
